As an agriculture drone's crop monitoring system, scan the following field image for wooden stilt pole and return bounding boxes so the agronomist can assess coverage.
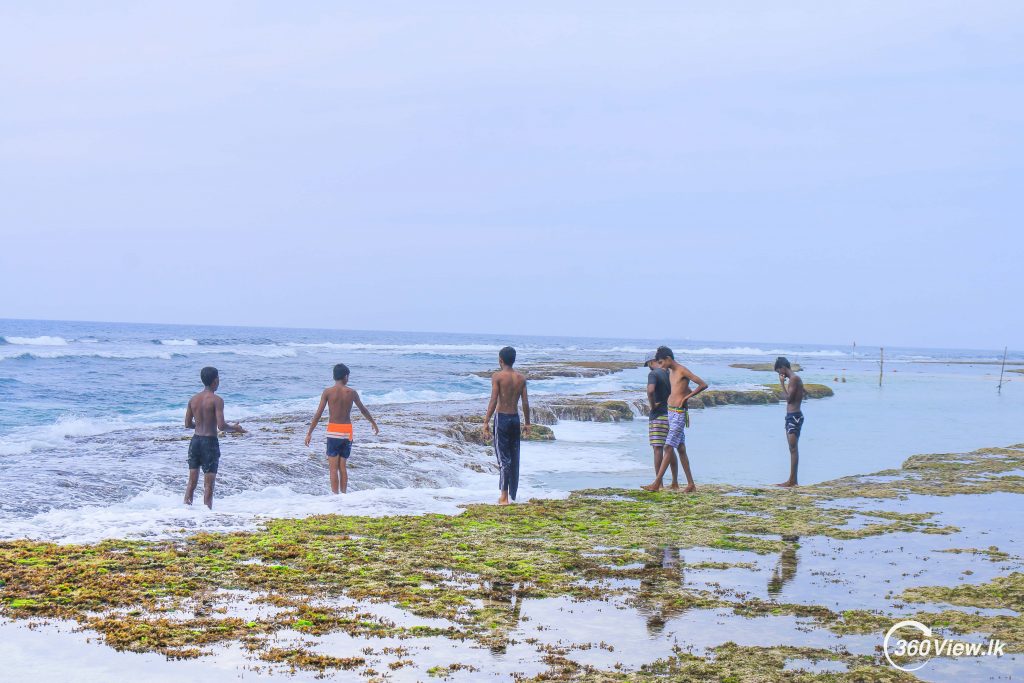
[998,346,1008,393]
[878,347,884,386]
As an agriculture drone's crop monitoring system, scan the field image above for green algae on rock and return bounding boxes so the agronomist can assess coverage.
[730,362,804,372]
[1,444,1022,676]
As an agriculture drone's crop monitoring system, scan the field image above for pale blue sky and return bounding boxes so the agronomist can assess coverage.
[1,2,1021,349]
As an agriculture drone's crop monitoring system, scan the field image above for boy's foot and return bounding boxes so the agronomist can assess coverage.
[497,492,510,505]
[774,481,798,488]
[669,482,681,491]
[683,484,697,493]
[642,481,662,492]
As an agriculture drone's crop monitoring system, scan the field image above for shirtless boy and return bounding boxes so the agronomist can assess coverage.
[184,366,245,509]
[642,346,707,493]
[774,356,805,487]
[305,363,380,494]
[482,346,531,505]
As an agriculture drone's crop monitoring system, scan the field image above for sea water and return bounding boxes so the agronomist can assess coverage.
[1,318,1021,542]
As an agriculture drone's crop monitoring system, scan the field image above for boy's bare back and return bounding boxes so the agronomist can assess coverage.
[492,369,527,414]
[324,385,357,424]
[188,390,224,437]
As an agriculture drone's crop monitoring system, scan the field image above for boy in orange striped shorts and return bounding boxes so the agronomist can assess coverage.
[305,363,380,494]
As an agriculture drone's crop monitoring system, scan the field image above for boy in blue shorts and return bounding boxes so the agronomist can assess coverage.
[305,363,380,494]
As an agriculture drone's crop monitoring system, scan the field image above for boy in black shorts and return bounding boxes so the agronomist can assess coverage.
[184,366,245,509]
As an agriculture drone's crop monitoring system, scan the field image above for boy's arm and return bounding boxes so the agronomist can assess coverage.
[353,391,380,435]
[779,373,790,397]
[482,375,499,438]
[681,367,709,403]
[184,398,195,429]
[215,396,245,434]
[305,391,328,446]
[521,379,531,436]
[646,377,658,411]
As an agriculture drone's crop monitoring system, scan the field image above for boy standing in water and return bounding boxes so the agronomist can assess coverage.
[774,356,805,487]
[184,366,245,509]
[642,346,707,493]
[305,363,380,494]
[482,346,531,505]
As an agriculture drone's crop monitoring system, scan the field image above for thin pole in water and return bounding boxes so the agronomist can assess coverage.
[998,346,1008,393]
[878,347,884,386]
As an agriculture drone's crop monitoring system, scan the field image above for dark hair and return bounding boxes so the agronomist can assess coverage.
[774,356,791,371]
[200,366,219,387]
[654,346,674,361]
[333,363,350,381]
[499,346,516,366]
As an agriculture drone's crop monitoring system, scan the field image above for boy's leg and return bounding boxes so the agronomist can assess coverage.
[184,468,199,505]
[339,457,348,494]
[202,473,216,509]
[776,433,799,487]
[676,444,696,492]
[652,445,663,473]
[668,448,680,488]
[327,456,340,494]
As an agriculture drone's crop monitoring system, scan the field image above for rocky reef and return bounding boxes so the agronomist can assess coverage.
[730,362,803,372]
[472,360,640,381]
[444,415,555,445]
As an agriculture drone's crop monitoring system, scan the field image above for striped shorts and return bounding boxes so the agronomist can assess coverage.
[648,414,669,446]
[666,406,687,448]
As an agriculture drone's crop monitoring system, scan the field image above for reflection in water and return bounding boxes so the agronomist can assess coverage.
[639,546,683,634]
[483,580,521,654]
[768,535,800,598]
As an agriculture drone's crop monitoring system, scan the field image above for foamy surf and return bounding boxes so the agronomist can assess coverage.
[0,475,569,544]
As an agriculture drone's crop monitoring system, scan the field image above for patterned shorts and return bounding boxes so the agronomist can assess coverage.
[666,407,687,448]
[785,411,804,437]
[648,414,669,446]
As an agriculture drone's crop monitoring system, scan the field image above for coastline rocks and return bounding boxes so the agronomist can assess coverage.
[631,384,834,416]
[472,361,640,381]
[444,416,555,445]
[534,399,634,423]
[729,362,803,372]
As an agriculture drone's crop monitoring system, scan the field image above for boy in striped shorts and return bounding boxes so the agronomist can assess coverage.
[643,346,707,493]
[645,354,678,488]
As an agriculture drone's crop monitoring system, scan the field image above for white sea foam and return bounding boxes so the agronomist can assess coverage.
[2,335,69,346]
[159,338,199,346]
[363,388,489,405]
[0,415,135,456]
[0,475,568,544]
[0,344,297,362]
[287,342,503,354]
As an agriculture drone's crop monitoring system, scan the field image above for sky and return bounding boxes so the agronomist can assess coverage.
[1,2,1021,350]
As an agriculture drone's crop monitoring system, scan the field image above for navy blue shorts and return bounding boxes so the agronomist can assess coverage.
[326,437,352,459]
[188,435,221,473]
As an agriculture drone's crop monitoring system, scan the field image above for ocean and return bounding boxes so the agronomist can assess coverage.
[1,318,1021,543]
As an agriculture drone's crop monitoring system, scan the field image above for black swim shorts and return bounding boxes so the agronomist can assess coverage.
[188,435,221,473]
[785,411,804,437]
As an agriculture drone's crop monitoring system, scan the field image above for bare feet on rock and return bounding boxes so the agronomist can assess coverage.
[774,481,797,488]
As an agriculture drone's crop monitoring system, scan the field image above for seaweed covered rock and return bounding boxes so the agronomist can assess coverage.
[444,417,554,445]
[540,399,634,422]
[730,362,803,372]
[472,361,640,381]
